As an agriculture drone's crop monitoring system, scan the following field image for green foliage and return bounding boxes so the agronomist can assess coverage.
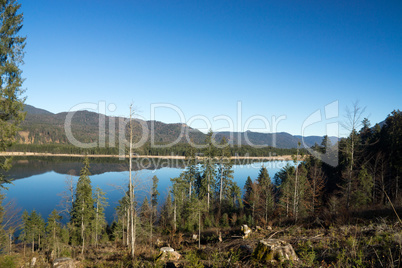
[70,158,95,248]
[0,0,26,183]
[0,255,17,268]
[257,166,274,223]
[45,209,62,251]
[93,186,108,245]
[20,209,45,252]
[297,241,317,267]
[351,166,373,208]
[185,250,203,268]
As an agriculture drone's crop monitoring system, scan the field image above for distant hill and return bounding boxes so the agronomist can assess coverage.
[23,104,54,115]
[214,132,338,149]
[17,104,337,149]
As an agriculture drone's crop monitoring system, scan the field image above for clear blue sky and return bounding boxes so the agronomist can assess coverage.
[19,0,401,136]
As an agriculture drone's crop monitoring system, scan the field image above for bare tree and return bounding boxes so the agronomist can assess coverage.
[57,174,75,218]
[341,101,366,210]
[128,104,136,259]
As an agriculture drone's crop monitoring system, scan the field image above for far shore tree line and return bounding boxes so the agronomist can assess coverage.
[8,142,304,158]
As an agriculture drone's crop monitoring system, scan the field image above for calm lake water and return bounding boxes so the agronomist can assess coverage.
[3,157,294,224]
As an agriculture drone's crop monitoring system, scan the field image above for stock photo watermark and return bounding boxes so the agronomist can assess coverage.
[64,101,340,167]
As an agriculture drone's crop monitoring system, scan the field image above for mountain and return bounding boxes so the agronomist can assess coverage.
[17,104,337,149]
[214,132,338,149]
[23,104,54,115]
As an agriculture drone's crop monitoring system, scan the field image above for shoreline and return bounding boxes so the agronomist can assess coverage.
[0,151,298,161]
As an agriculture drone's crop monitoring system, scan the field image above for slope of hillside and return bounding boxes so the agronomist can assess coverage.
[18,104,337,149]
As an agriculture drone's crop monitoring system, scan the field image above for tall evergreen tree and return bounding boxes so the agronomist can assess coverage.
[93,186,108,248]
[257,166,274,223]
[275,164,295,218]
[216,137,234,209]
[70,158,95,255]
[184,145,197,199]
[199,130,216,211]
[150,175,159,245]
[0,0,26,184]
[45,209,62,254]
[159,193,173,232]
[243,176,253,210]
[351,165,373,208]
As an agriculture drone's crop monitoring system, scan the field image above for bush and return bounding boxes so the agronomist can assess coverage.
[0,255,17,268]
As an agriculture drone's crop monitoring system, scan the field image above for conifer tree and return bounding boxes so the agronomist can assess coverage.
[184,145,197,199]
[20,210,30,255]
[140,196,150,225]
[93,186,108,248]
[257,166,274,223]
[275,164,295,218]
[199,130,216,211]
[243,176,253,209]
[0,0,26,184]
[150,175,159,245]
[70,158,95,255]
[115,191,130,245]
[216,137,234,209]
[159,193,173,232]
[351,166,373,208]
[45,209,62,254]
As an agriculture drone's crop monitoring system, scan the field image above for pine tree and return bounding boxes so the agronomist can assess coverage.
[20,210,44,253]
[150,175,159,245]
[351,166,373,208]
[159,193,173,232]
[93,186,108,248]
[243,176,253,209]
[275,164,295,218]
[20,210,30,255]
[184,145,198,199]
[115,191,130,245]
[171,175,188,231]
[199,130,216,211]
[70,158,95,255]
[257,166,274,224]
[216,137,234,210]
[0,0,26,184]
[140,196,151,225]
[45,209,62,254]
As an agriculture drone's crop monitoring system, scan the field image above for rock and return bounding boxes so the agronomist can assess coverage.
[157,247,181,262]
[31,257,36,267]
[241,224,252,239]
[252,239,299,263]
[53,257,76,268]
[160,247,175,252]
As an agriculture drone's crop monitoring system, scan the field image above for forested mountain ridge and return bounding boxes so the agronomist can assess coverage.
[18,104,336,149]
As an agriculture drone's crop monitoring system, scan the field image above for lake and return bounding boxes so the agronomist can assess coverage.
[3,157,294,224]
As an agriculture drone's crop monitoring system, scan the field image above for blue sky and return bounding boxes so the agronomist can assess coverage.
[19,0,401,136]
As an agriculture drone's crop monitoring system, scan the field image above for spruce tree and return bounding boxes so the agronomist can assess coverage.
[93,186,108,248]
[216,137,234,209]
[70,158,95,255]
[46,209,62,254]
[199,130,216,211]
[150,175,159,245]
[0,0,26,183]
[257,166,274,223]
